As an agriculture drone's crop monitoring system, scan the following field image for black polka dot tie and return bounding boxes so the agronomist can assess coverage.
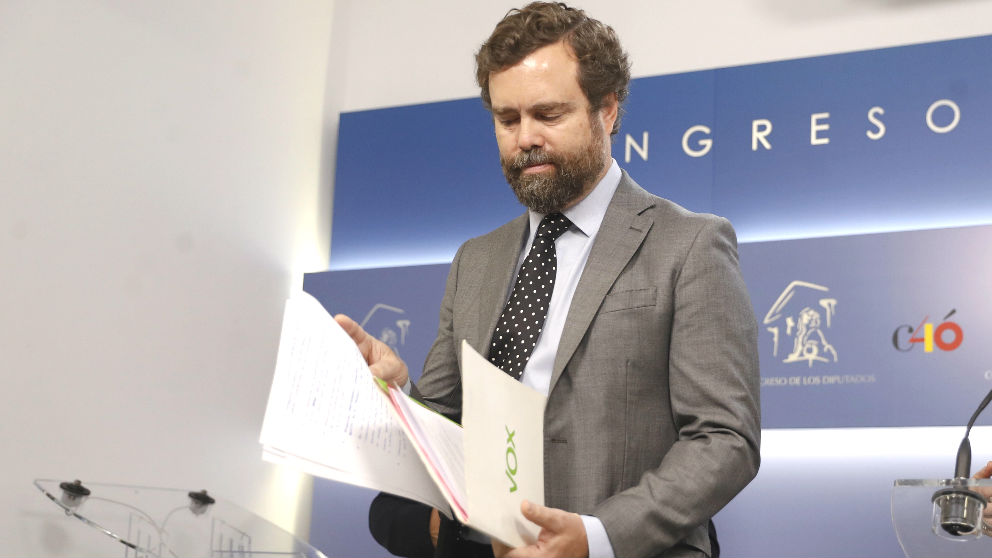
[489,212,572,380]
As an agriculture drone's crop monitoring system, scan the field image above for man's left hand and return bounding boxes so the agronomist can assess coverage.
[973,460,992,524]
[498,500,589,558]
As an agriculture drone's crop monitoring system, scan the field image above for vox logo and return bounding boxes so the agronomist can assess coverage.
[505,426,518,493]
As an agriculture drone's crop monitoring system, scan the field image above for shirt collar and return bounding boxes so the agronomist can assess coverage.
[527,158,621,239]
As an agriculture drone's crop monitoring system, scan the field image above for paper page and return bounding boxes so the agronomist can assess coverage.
[258,292,448,513]
[461,340,546,547]
[261,447,436,506]
[387,385,467,520]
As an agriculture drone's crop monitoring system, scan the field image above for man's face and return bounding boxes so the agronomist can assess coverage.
[489,41,616,214]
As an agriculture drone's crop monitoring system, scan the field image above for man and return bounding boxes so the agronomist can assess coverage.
[338,3,761,557]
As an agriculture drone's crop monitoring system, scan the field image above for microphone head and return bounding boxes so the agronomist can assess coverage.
[932,486,987,537]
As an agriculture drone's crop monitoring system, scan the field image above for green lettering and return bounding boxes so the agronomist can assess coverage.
[505,468,518,493]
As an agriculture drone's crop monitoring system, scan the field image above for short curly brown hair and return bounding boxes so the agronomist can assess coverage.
[476,2,631,135]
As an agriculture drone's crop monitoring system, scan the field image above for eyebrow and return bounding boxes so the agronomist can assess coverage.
[530,101,574,113]
[492,101,576,116]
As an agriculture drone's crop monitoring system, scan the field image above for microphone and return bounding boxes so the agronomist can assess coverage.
[932,387,992,537]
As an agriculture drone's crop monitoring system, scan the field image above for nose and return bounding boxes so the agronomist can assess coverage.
[516,117,545,151]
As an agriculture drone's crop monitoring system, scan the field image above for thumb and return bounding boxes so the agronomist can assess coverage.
[520,500,552,527]
[975,460,992,479]
[334,314,367,342]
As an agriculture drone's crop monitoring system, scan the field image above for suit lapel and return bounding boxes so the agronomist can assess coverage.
[475,213,529,357]
[550,173,656,391]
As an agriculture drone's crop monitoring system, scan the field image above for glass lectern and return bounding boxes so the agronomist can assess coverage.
[34,479,326,558]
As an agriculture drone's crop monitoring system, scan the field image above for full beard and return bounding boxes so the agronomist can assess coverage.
[501,131,607,214]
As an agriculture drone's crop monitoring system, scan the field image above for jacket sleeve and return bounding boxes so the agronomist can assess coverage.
[410,242,467,420]
[593,217,761,557]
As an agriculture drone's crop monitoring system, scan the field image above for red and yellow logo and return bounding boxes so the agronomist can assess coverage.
[892,309,963,353]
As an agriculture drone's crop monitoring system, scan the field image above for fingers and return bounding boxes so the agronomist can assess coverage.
[975,460,992,480]
[513,501,588,558]
[334,313,409,386]
[369,348,409,386]
[429,508,440,548]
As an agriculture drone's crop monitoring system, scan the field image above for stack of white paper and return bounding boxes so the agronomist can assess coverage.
[259,292,448,511]
[260,292,546,547]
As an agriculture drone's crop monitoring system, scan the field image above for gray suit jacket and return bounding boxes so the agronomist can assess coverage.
[412,172,761,557]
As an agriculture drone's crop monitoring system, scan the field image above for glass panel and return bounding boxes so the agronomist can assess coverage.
[34,479,325,558]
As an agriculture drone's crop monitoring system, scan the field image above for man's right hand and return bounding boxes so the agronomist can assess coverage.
[335,314,409,388]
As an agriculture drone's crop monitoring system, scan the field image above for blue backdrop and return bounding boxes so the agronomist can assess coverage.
[307,34,992,557]
[330,35,992,269]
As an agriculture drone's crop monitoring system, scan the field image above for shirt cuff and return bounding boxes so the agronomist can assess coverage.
[581,515,615,558]
[401,378,412,395]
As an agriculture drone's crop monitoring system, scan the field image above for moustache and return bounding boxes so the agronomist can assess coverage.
[505,149,559,175]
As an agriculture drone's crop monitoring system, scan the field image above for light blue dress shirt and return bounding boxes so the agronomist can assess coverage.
[513,159,621,558]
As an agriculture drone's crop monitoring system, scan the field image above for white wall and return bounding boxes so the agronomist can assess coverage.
[331,0,992,113]
[0,1,336,555]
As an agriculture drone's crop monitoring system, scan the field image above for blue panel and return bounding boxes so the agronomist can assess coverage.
[302,252,988,556]
[743,224,992,428]
[330,100,521,269]
[310,224,992,433]
[615,68,717,212]
[330,35,992,269]
[711,37,992,241]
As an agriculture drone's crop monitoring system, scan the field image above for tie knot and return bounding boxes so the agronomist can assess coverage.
[536,212,572,241]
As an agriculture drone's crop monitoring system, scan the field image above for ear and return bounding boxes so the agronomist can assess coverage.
[598,92,619,134]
